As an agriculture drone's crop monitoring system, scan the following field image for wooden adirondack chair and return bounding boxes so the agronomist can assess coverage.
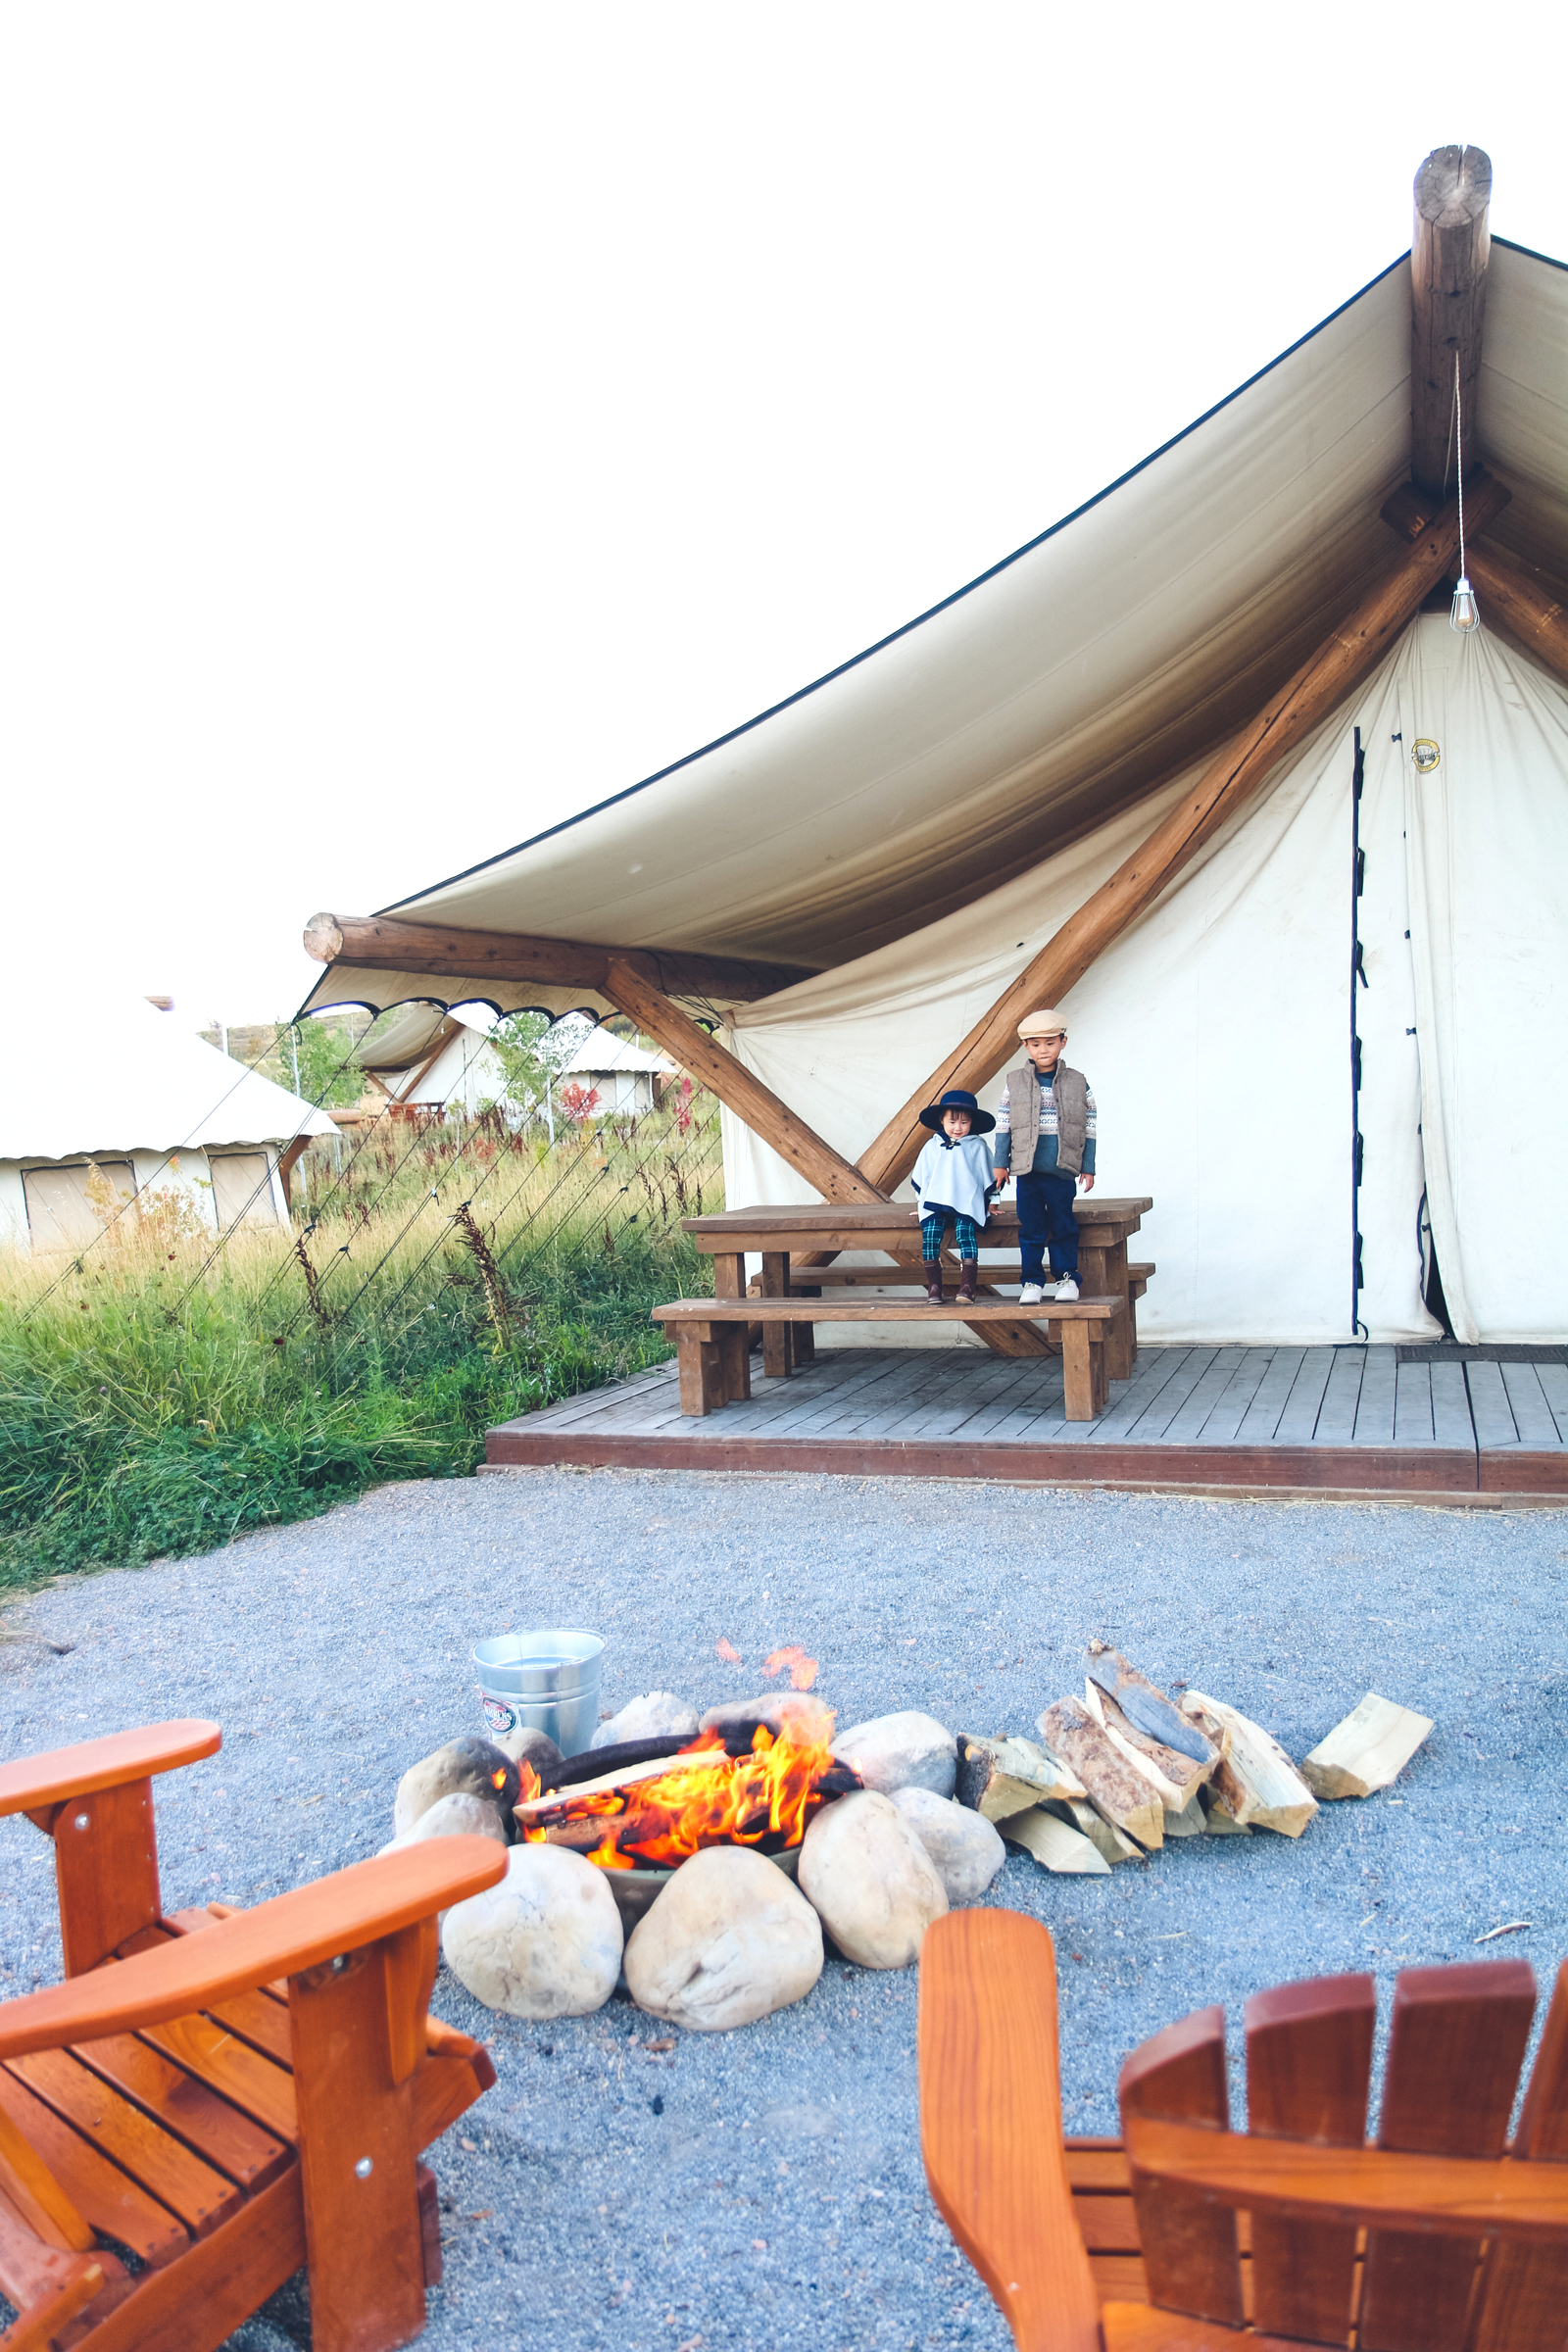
[919,1909,1568,2352]
[0,1720,509,2352]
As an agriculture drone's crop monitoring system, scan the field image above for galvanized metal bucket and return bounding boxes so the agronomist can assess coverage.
[473,1629,604,1757]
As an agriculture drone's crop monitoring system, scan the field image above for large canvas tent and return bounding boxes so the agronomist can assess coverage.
[300,157,1568,1348]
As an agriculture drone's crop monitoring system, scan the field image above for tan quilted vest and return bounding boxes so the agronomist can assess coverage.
[1004,1059,1089,1176]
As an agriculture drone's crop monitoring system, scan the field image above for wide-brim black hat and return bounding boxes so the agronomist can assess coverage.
[918,1088,996,1136]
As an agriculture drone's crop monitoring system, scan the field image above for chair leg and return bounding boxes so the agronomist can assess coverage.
[289,1946,425,2352]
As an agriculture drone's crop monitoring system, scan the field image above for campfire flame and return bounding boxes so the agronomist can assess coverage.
[762,1644,817,1690]
[515,1716,853,1870]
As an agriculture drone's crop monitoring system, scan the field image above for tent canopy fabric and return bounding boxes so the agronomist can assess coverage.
[2,1000,336,1164]
[301,240,1568,1028]
[561,1031,675,1078]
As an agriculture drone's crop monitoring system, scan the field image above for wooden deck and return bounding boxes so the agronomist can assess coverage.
[485,1343,1568,1499]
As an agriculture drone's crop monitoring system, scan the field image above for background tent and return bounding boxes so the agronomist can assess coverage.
[0,999,335,1250]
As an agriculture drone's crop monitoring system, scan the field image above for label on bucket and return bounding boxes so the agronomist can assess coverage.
[480,1694,518,1737]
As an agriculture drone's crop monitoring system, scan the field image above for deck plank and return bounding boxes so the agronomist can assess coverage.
[1084,1348,1200,1444]
[1273,1348,1338,1443]
[1119,1350,1220,1441]
[1193,1350,1275,1445]
[1352,1346,1398,1446]
[1500,1363,1565,1448]
[1432,1360,1476,1447]
[758,1355,918,1440]
[1312,1349,1366,1444]
[1394,1360,1435,1445]
[1537,1364,1568,1443]
[1234,1348,1307,1443]
[1467,1361,1518,1448]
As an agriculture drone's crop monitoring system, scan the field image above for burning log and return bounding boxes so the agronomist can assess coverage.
[1038,1697,1164,1852]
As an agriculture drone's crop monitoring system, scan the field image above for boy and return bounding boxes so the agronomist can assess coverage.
[909,1089,997,1304]
[990,1010,1096,1304]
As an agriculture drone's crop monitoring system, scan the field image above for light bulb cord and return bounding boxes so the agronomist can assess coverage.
[1454,352,1467,580]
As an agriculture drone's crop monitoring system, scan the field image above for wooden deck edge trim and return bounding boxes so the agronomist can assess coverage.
[1478,1450,1568,1493]
[481,1430,1489,1495]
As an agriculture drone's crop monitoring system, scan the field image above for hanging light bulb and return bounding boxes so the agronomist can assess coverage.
[1448,352,1481,637]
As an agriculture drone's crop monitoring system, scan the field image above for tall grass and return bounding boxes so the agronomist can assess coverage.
[0,1104,722,1589]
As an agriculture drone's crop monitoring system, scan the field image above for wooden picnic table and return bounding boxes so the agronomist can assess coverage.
[681,1198,1153,1381]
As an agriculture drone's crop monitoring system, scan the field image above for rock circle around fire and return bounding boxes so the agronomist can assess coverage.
[622,1846,824,2032]
[831,1710,957,1798]
[591,1690,701,1748]
[442,1843,625,2020]
[797,1788,950,1970]
[889,1786,1006,1901]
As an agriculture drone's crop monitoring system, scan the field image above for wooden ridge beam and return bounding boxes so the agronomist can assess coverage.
[1380,488,1568,684]
[858,473,1511,1196]
[303,913,813,1006]
[1410,145,1492,500]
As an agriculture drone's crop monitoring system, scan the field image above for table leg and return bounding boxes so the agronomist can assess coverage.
[760,1253,793,1378]
[1057,1321,1096,1422]
[1102,1239,1133,1377]
[676,1324,725,1416]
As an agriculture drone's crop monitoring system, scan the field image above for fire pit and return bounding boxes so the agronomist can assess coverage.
[513,1717,859,1925]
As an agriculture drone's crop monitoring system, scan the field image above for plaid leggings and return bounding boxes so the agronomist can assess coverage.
[920,1211,980,1260]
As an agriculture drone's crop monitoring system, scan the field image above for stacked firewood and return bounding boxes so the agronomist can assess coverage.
[956,1642,1432,1875]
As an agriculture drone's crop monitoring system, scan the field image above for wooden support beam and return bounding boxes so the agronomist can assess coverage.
[1410,145,1492,499]
[1462,545,1568,686]
[600,957,887,1206]
[857,473,1512,1195]
[303,912,812,1006]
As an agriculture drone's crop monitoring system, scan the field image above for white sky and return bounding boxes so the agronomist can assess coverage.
[4,4,1561,1030]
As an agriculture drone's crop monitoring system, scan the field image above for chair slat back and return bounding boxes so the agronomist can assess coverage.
[1244,1972,1374,2347]
[1472,1961,1568,2352]
[1357,1961,1536,2352]
[1118,2007,1245,2326]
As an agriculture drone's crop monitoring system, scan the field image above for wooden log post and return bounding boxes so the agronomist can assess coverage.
[1410,145,1492,499]
[303,913,810,1005]
[858,474,1511,1196]
[1459,544,1568,685]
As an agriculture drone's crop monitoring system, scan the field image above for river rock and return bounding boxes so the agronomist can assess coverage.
[491,1726,564,1785]
[591,1692,701,1749]
[798,1790,948,1969]
[831,1711,956,1798]
[624,1848,823,2032]
[393,1737,520,1838]
[890,1786,1005,1901]
[442,1844,623,2019]
[378,1791,511,1856]
[700,1691,835,1744]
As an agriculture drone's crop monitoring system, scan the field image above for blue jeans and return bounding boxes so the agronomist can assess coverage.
[1014,1169,1079,1284]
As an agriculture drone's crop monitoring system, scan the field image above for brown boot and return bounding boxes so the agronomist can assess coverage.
[925,1262,945,1303]
[956,1259,979,1304]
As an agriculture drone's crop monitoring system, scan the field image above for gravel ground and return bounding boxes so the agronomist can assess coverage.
[3,1465,1566,2351]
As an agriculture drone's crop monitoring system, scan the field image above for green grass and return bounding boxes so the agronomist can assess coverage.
[0,1110,720,1590]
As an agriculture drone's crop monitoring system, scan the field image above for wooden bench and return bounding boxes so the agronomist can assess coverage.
[653,1295,1123,1421]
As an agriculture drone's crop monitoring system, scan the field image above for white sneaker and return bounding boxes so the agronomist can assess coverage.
[1054,1276,1080,1301]
[1018,1282,1046,1305]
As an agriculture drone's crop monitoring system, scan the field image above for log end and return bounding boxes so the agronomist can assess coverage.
[304,911,345,963]
[1413,144,1493,229]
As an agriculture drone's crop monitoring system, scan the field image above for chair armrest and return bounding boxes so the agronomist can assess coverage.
[0,1721,221,1819]
[0,1838,508,2058]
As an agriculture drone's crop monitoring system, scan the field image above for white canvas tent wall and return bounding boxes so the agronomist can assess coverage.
[299,235,1568,1346]
[1,999,335,1251]
[351,1003,510,1116]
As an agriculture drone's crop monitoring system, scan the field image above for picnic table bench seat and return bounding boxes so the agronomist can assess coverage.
[652,1294,1123,1421]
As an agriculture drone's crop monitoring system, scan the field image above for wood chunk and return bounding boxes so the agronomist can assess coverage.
[1181,1692,1318,1838]
[1038,1698,1163,1851]
[1086,1643,1219,1767]
[1051,1798,1146,1865]
[1082,1681,1209,1816]
[1200,1787,1251,1836]
[1002,1806,1111,1876]
[956,1735,1085,1822]
[1163,1788,1206,1838]
[1300,1693,1434,1800]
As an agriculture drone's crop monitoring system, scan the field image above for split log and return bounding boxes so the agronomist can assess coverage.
[302,911,811,1004]
[539,1819,619,1852]
[857,472,1510,1194]
[1181,1692,1318,1838]
[1002,1806,1110,1877]
[1049,1796,1146,1866]
[1410,146,1492,499]
[515,1747,725,1820]
[1081,1681,1185,1812]
[1199,1788,1251,1837]
[1083,1645,1220,1812]
[956,1734,1086,1822]
[1037,1697,1164,1852]
[1163,1789,1206,1838]
[1300,1693,1434,1800]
